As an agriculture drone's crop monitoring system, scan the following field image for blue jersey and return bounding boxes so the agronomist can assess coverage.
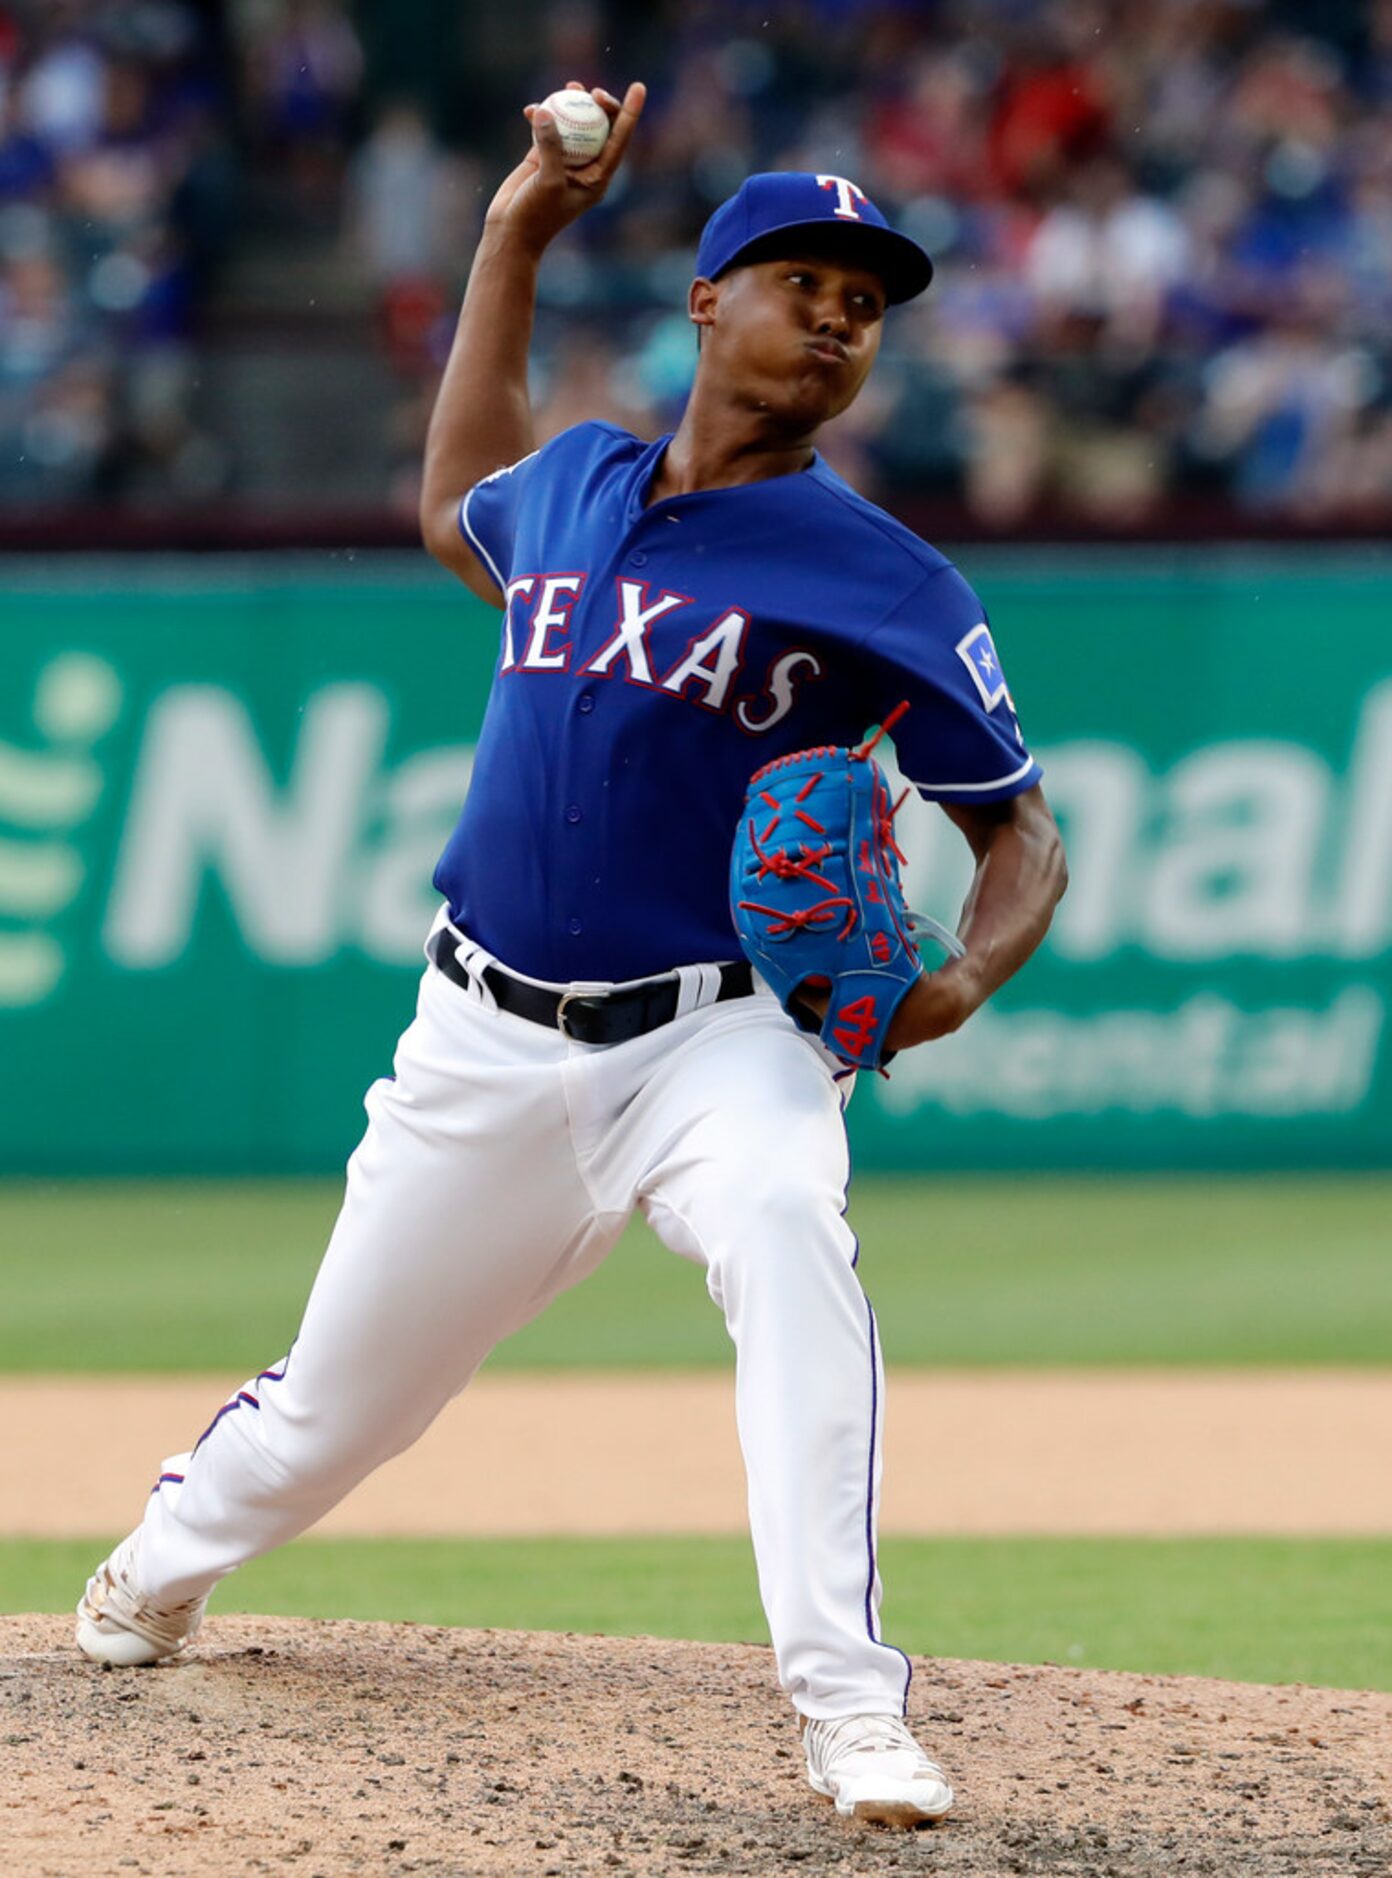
[435,421,1041,983]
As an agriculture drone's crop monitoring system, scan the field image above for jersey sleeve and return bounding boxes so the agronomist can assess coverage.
[864,563,1043,802]
[457,447,542,591]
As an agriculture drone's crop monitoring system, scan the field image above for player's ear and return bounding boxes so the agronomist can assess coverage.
[689,276,718,343]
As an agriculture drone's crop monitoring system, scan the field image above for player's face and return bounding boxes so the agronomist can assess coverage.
[703,249,887,428]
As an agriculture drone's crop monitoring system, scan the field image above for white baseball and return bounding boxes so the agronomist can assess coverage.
[540,89,610,166]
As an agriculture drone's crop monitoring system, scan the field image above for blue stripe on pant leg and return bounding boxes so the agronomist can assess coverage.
[864,1294,913,1715]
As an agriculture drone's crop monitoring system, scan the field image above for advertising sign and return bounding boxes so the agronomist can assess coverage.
[2,553,1387,1172]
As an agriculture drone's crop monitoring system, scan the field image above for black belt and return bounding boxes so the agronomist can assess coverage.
[428,929,754,1046]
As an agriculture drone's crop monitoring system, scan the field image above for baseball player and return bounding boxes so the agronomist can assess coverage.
[76,83,1066,1829]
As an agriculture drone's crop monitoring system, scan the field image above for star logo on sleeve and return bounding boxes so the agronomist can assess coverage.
[955,623,1010,712]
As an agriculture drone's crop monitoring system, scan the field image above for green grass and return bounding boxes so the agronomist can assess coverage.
[7,1535,1390,1694]
[3,1176,1390,1373]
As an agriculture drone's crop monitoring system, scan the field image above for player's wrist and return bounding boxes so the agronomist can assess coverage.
[477,218,550,268]
[886,962,977,1050]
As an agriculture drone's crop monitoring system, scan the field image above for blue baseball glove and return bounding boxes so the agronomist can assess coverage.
[729,713,964,1072]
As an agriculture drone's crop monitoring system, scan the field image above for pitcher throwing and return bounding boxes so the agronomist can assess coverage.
[77,80,1066,1829]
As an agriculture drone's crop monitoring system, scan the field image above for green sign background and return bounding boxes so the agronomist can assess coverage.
[1,551,1387,1174]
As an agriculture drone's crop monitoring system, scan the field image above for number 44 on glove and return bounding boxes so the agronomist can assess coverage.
[729,704,964,1073]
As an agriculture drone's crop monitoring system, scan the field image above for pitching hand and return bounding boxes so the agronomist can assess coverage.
[484,80,646,257]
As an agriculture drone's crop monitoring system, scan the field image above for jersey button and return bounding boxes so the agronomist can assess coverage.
[576,692,595,714]
[629,550,648,567]
[565,804,583,824]
[567,917,583,936]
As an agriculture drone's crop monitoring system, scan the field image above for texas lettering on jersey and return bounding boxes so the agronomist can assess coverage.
[438,422,1042,982]
[499,572,822,736]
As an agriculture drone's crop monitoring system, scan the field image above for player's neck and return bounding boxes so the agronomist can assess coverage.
[649,398,817,501]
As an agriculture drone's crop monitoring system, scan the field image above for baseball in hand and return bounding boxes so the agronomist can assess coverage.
[540,90,611,165]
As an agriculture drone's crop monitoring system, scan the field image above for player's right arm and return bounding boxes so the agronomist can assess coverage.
[419,80,646,604]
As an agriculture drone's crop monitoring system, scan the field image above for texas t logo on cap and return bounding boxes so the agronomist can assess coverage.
[817,175,868,220]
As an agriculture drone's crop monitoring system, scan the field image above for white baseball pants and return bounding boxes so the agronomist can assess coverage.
[133,917,913,1719]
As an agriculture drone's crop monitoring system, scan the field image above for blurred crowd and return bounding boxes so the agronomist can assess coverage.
[5,0,1392,527]
[0,0,373,503]
[0,0,230,500]
[508,0,1392,525]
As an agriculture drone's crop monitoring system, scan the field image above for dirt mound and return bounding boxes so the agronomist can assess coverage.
[3,1616,1389,1876]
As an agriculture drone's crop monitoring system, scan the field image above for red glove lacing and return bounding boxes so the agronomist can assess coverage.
[737,773,858,939]
[736,702,913,947]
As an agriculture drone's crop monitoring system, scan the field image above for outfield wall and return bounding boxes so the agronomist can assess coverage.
[2,550,1388,1173]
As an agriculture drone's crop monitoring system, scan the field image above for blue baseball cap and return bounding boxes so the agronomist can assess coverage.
[695,171,933,305]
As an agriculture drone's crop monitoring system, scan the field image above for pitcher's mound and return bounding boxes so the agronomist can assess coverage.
[3,1615,1389,1875]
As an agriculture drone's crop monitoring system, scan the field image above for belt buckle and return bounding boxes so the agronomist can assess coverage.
[555,989,595,1040]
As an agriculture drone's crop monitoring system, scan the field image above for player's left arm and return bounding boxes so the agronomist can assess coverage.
[886,784,1066,1051]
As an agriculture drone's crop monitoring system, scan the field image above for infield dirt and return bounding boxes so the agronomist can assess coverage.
[4,1617,1391,1877]
[8,1369,1392,1537]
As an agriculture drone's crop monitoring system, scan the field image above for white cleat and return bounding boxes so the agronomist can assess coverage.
[802,1712,954,1827]
[75,1533,206,1667]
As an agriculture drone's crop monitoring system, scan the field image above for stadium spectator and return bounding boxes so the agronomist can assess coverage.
[1024,156,1191,351]
[240,0,362,184]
